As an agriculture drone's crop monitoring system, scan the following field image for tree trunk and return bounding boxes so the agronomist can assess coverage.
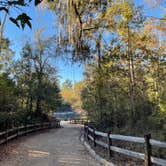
[35,73,42,115]
[96,34,103,122]
[29,96,33,112]
[36,97,42,115]
[127,25,135,128]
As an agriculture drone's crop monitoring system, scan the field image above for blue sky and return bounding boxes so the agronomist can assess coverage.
[1,2,84,85]
[1,0,164,85]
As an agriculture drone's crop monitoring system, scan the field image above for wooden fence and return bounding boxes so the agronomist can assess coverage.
[69,119,88,124]
[0,120,60,145]
[84,125,166,166]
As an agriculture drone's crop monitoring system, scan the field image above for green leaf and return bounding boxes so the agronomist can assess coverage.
[0,7,9,13]
[9,17,20,28]
[8,0,26,6]
[35,0,42,6]
[16,13,32,29]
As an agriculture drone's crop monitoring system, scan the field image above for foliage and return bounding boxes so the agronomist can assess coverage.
[0,0,165,144]
[0,0,46,29]
[46,0,166,140]
[0,73,18,113]
[61,79,73,89]
[61,79,85,114]
[46,1,165,141]
[0,34,62,131]
[0,38,14,72]
[14,35,62,115]
[81,29,166,140]
[57,102,72,112]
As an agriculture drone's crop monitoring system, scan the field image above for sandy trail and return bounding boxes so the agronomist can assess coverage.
[0,122,100,166]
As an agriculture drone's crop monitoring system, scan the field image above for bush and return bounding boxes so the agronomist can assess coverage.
[0,110,50,132]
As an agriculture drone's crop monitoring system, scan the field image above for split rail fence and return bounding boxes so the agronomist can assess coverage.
[0,120,60,145]
[70,119,87,124]
[84,125,166,166]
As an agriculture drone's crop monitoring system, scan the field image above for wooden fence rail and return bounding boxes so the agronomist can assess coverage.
[0,120,60,146]
[84,125,166,166]
[69,119,88,125]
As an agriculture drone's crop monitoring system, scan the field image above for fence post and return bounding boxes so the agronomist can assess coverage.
[5,121,8,144]
[25,123,27,135]
[87,126,89,141]
[144,133,152,166]
[93,127,96,147]
[49,122,52,128]
[57,121,59,128]
[5,128,8,144]
[84,125,86,138]
[16,127,19,138]
[40,123,43,130]
[107,131,112,158]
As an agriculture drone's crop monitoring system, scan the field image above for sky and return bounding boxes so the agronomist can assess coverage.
[1,0,165,85]
[1,2,84,85]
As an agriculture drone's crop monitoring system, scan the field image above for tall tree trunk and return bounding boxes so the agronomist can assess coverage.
[35,74,42,115]
[26,94,33,112]
[96,34,103,122]
[29,96,33,112]
[154,52,160,112]
[36,97,42,115]
[127,25,135,128]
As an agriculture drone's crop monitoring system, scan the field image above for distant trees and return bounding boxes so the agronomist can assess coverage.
[62,79,73,89]
[61,80,85,114]
[14,34,62,116]
[0,38,17,112]
[45,0,166,139]
[0,0,165,140]
[58,102,72,113]
[0,38,18,129]
[0,73,17,113]
[0,37,14,72]
[81,33,166,139]
[0,33,62,130]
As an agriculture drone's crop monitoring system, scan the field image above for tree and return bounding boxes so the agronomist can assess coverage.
[62,79,73,89]
[0,0,45,29]
[79,1,166,138]
[0,37,14,72]
[61,80,85,114]
[14,42,35,111]
[48,0,111,61]
[14,36,62,116]
[0,73,17,113]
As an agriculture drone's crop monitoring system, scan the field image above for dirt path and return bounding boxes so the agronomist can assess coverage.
[0,122,101,166]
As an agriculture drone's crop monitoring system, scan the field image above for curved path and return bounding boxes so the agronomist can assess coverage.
[0,122,101,166]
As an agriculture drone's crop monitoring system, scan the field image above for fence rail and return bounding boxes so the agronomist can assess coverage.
[84,125,166,166]
[0,120,60,146]
[69,119,88,124]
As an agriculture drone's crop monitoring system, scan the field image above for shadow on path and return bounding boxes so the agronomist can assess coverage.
[0,121,100,166]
